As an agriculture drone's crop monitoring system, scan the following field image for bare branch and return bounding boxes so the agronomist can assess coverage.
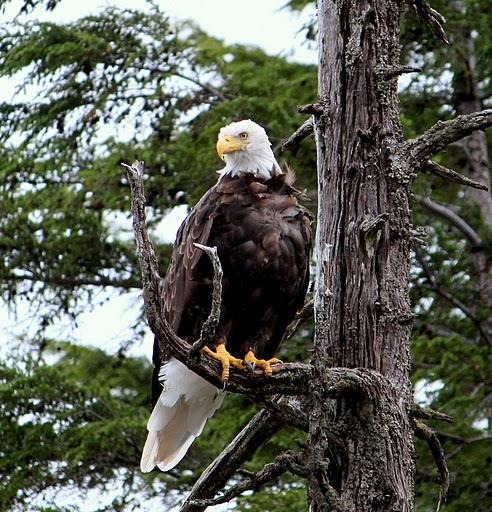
[401,109,492,166]
[174,72,229,102]
[121,161,163,317]
[412,404,453,424]
[284,298,314,339]
[259,395,309,431]
[282,118,314,151]
[424,159,488,191]
[379,64,422,80]
[414,420,449,510]
[180,410,283,512]
[123,160,312,395]
[414,194,482,247]
[187,244,223,360]
[186,451,305,508]
[437,431,492,444]
[408,0,450,45]
[298,102,325,116]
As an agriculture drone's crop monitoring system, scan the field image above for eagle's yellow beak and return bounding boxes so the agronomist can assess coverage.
[216,135,247,161]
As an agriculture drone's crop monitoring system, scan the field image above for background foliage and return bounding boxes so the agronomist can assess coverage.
[1,0,491,510]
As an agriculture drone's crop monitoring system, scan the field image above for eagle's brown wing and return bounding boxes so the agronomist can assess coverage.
[151,186,220,406]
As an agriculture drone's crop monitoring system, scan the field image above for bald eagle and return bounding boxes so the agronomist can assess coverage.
[140,120,312,473]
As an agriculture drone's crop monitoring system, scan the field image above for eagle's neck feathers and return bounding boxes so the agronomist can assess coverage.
[217,143,282,182]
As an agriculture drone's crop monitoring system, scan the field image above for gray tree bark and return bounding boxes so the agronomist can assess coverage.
[309,1,415,510]
[450,0,492,321]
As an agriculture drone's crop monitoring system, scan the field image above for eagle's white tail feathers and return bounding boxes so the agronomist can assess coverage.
[140,357,224,473]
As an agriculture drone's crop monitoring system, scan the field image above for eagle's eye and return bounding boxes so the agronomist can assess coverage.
[239,132,248,140]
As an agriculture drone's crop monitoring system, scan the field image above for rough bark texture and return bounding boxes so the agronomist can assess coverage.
[309,1,415,510]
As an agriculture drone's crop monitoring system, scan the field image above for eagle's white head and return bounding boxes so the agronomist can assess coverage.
[216,119,282,181]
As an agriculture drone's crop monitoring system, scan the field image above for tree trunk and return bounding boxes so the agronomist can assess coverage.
[309,1,415,510]
[451,0,492,319]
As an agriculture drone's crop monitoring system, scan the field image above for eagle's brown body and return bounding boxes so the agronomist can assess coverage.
[151,171,312,406]
[141,119,312,473]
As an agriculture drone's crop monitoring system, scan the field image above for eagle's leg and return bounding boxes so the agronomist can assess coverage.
[243,350,282,377]
[202,340,244,382]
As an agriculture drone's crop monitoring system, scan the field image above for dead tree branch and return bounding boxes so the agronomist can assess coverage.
[282,118,314,151]
[379,64,422,80]
[415,420,449,511]
[188,244,223,360]
[259,395,309,431]
[298,102,325,116]
[408,0,450,45]
[180,409,283,512]
[284,298,314,339]
[123,160,312,394]
[401,109,492,166]
[121,161,163,320]
[415,195,483,247]
[412,404,453,424]
[185,450,305,508]
[424,159,488,191]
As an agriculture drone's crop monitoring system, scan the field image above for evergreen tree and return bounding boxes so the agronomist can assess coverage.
[0,1,315,510]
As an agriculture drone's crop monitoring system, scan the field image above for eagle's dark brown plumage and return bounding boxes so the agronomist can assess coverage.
[141,120,312,473]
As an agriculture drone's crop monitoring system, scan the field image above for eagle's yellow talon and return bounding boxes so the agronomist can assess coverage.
[244,350,282,377]
[203,344,244,382]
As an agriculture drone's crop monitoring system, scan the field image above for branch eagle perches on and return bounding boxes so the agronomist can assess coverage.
[122,160,311,395]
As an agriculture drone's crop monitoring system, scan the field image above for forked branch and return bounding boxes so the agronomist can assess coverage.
[186,450,305,508]
[401,109,492,167]
[122,160,311,395]
[180,409,283,512]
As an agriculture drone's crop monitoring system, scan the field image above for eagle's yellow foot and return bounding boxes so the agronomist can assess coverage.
[243,350,282,377]
[203,344,244,382]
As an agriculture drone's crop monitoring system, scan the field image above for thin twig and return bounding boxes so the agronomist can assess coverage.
[424,159,488,191]
[412,403,453,423]
[437,431,492,444]
[409,0,450,45]
[282,118,314,151]
[414,420,449,511]
[186,451,305,507]
[180,410,283,512]
[187,244,223,360]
